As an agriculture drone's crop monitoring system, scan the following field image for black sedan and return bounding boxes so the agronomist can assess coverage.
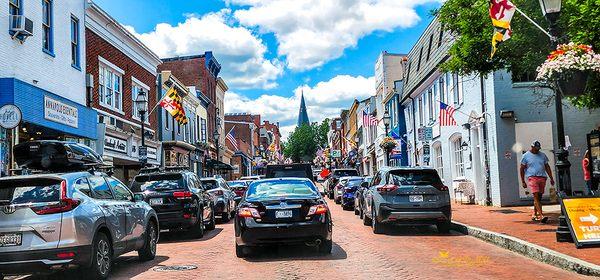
[234,178,333,257]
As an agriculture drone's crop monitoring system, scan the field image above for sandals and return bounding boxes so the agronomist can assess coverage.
[531,215,549,223]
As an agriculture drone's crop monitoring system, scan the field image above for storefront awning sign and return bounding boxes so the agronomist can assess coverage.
[0,104,22,129]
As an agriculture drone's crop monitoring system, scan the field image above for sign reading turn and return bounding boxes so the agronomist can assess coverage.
[562,197,600,248]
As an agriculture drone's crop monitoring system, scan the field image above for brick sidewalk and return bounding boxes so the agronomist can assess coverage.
[452,203,600,266]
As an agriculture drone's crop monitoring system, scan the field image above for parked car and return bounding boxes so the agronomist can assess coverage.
[332,176,362,205]
[200,177,236,222]
[325,168,359,199]
[1,141,158,280]
[355,176,373,217]
[130,169,215,238]
[228,180,250,197]
[362,167,451,234]
[234,178,332,257]
[264,163,313,181]
[338,177,364,211]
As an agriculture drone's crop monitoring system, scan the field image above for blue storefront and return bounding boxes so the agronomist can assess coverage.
[0,78,97,174]
[385,83,409,167]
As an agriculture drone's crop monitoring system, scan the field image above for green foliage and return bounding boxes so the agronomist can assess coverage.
[313,118,330,148]
[283,119,330,162]
[435,0,600,109]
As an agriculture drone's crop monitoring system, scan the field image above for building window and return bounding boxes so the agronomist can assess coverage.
[453,73,462,105]
[70,16,80,68]
[439,77,445,104]
[201,118,207,143]
[416,46,423,71]
[405,62,411,84]
[98,64,123,112]
[131,81,148,120]
[164,109,170,130]
[9,0,20,16]
[427,88,434,122]
[438,26,444,47]
[452,136,465,178]
[418,97,423,127]
[426,34,434,61]
[42,0,53,54]
[434,143,444,179]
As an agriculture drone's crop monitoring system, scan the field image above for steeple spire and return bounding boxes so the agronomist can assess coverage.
[297,89,310,126]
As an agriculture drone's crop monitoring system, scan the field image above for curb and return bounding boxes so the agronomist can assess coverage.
[451,221,600,277]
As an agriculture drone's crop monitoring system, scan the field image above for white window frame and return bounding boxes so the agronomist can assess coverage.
[98,57,124,114]
[433,142,444,179]
[451,136,465,178]
[131,77,150,123]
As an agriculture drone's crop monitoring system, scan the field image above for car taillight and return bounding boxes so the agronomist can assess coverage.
[307,204,328,216]
[32,181,81,215]
[376,184,398,194]
[56,252,75,259]
[238,207,261,218]
[173,191,193,199]
[433,183,449,191]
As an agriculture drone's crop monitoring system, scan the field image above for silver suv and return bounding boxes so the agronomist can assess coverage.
[0,142,159,279]
[362,167,451,234]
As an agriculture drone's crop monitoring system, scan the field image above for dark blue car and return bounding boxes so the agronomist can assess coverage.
[340,177,364,211]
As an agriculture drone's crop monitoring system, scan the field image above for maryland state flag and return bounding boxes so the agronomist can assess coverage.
[489,0,516,58]
[159,87,188,125]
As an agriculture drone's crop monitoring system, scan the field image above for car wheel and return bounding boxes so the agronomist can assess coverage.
[205,206,216,230]
[318,239,333,254]
[85,232,112,279]
[138,221,158,261]
[222,205,231,223]
[190,207,205,238]
[335,197,341,204]
[235,242,246,258]
[362,206,372,226]
[359,205,364,219]
[354,204,360,215]
[372,207,383,234]
[437,221,452,234]
[327,192,333,199]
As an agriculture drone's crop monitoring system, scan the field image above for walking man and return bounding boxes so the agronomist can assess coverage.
[520,140,555,223]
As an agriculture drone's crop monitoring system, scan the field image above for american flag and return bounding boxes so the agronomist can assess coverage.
[439,101,457,126]
[362,110,378,126]
[226,128,239,151]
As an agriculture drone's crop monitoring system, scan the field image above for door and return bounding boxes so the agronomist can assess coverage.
[106,176,144,249]
[191,175,212,221]
[88,175,127,253]
[515,122,555,199]
[365,171,383,216]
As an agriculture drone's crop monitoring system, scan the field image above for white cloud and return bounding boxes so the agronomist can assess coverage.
[125,9,282,89]
[224,74,374,139]
[231,0,440,70]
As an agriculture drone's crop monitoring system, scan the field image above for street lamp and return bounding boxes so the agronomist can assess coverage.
[213,130,220,161]
[383,108,391,166]
[135,89,148,165]
[539,0,562,43]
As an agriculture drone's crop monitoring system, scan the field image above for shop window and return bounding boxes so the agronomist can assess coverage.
[99,64,123,113]
[451,136,465,178]
[42,0,53,55]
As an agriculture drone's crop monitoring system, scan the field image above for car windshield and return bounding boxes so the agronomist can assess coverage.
[388,170,442,186]
[334,170,358,177]
[0,178,62,205]
[201,180,219,190]
[228,181,247,188]
[246,180,319,200]
[130,174,184,192]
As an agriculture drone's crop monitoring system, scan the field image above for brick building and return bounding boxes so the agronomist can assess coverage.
[86,1,162,183]
[225,113,261,177]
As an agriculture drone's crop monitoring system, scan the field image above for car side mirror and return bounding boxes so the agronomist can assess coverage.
[361,182,369,188]
[133,193,144,202]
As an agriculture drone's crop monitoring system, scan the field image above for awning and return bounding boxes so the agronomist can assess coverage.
[206,159,234,170]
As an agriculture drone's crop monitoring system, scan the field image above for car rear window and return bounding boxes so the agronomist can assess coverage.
[334,170,359,177]
[246,180,318,200]
[0,178,62,205]
[131,174,184,192]
[389,170,442,186]
[228,181,247,188]
[346,179,364,187]
[200,180,219,190]
[270,170,310,178]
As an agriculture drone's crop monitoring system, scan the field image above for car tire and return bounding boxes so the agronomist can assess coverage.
[138,221,158,261]
[372,207,383,234]
[335,197,341,204]
[85,232,112,279]
[359,205,364,219]
[235,243,246,258]
[362,207,372,226]
[327,192,333,199]
[190,207,205,238]
[222,205,231,223]
[437,221,452,234]
[205,206,216,230]
[354,205,360,215]
[318,239,333,254]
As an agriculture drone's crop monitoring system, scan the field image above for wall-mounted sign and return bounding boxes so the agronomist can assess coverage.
[331,150,341,158]
[417,127,432,141]
[0,104,21,129]
[105,135,127,154]
[44,96,78,128]
[147,146,158,160]
[562,197,600,248]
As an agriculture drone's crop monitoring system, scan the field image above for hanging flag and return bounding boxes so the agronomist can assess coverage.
[390,130,401,139]
[226,128,239,151]
[439,102,457,127]
[489,0,516,58]
[362,110,378,127]
[159,87,188,124]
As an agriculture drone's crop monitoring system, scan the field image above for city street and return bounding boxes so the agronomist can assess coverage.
[14,186,588,280]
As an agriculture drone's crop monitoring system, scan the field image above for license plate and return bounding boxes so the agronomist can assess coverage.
[409,195,424,202]
[275,210,293,219]
[149,198,163,206]
[0,233,22,247]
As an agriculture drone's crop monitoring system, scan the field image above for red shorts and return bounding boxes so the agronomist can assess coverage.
[528,176,547,194]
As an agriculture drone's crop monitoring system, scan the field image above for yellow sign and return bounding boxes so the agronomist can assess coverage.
[563,197,600,245]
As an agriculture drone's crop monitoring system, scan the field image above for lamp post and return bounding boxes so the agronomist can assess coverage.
[135,89,148,166]
[383,108,391,166]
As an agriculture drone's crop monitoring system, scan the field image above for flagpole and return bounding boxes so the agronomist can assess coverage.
[436,100,471,118]
[514,6,553,39]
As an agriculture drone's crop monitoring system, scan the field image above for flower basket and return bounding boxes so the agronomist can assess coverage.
[379,136,397,150]
[537,43,600,97]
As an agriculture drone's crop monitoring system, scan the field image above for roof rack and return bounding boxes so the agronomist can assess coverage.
[164,166,191,172]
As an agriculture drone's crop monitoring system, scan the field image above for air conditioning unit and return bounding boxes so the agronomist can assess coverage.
[10,15,33,40]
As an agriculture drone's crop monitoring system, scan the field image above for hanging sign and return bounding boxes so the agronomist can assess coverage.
[0,104,22,129]
[562,197,600,248]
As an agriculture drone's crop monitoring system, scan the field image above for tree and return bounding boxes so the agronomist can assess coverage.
[435,0,600,109]
[283,124,317,163]
[313,118,330,148]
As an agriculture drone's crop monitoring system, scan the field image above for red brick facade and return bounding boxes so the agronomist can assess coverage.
[85,28,158,134]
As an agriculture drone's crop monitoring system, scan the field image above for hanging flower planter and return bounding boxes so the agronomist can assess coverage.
[379,136,397,150]
[537,43,600,97]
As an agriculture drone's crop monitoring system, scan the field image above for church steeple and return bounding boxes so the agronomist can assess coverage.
[297,90,310,126]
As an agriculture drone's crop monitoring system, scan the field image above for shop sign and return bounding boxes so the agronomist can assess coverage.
[423,144,431,163]
[147,147,158,160]
[418,127,433,141]
[331,150,341,158]
[44,96,78,128]
[562,197,600,247]
[138,146,148,161]
[105,135,127,154]
[0,104,21,129]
